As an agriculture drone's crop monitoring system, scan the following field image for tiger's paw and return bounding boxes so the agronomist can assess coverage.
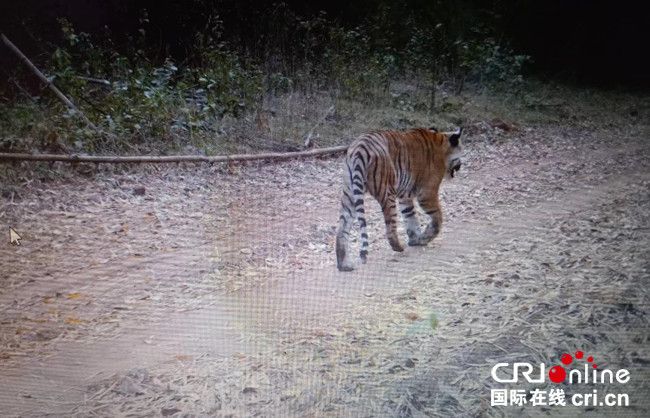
[388,239,404,252]
[409,229,436,246]
[408,237,428,246]
[407,230,424,246]
[337,263,355,272]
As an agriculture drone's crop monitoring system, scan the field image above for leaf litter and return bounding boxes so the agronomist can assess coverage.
[0,123,649,417]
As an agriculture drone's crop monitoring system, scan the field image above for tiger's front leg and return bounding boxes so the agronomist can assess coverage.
[399,197,422,246]
[409,194,442,246]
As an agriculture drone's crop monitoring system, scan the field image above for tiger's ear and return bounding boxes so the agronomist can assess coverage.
[449,127,462,147]
[429,126,438,132]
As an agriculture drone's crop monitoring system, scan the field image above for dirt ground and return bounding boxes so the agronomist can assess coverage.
[1,120,649,417]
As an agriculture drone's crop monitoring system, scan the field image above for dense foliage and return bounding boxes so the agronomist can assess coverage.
[0,1,645,153]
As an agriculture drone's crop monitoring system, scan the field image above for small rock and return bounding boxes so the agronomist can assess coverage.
[24,329,61,342]
[161,407,181,416]
[115,378,145,396]
[388,364,405,374]
[490,118,514,131]
[133,186,146,196]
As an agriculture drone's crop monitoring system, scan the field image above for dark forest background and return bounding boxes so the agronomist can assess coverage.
[2,0,647,87]
[0,0,648,154]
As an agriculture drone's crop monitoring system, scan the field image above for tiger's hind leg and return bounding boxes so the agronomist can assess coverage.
[410,193,442,246]
[399,197,422,246]
[336,154,368,271]
[380,192,404,252]
[357,199,370,264]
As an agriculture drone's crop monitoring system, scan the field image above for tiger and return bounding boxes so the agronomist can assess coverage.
[335,127,463,271]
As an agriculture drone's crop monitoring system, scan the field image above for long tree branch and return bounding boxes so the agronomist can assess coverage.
[0,145,348,164]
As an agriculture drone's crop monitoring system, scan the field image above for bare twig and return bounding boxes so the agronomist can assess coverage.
[304,105,335,148]
[12,79,38,103]
[75,76,111,86]
[0,145,348,164]
[1,33,100,133]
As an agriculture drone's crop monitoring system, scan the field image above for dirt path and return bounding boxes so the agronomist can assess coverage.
[1,125,649,417]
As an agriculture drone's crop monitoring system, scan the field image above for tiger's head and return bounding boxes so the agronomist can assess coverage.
[442,127,463,179]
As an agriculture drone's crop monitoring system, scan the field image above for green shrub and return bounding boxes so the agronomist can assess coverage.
[458,39,531,89]
[35,18,264,152]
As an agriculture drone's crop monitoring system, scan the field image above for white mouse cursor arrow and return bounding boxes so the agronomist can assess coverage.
[9,228,22,246]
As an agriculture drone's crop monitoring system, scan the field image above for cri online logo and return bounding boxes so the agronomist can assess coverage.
[491,351,631,385]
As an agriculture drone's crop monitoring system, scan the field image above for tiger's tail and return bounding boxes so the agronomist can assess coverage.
[336,149,368,271]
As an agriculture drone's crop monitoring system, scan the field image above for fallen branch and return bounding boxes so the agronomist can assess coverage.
[1,33,100,132]
[0,145,348,164]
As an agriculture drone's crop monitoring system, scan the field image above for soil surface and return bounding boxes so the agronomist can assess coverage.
[1,123,649,417]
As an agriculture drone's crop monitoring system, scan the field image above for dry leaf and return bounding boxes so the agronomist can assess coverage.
[405,312,421,321]
[65,316,84,325]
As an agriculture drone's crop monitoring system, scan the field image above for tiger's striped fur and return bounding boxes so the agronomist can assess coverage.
[336,127,463,271]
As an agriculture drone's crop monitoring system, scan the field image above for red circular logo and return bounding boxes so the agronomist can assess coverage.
[561,353,573,365]
[548,365,566,383]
